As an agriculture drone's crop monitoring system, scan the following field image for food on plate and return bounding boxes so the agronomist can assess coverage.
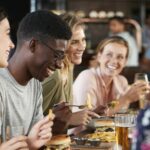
[46,134,71,150]
[85,132,116,142]
[94,119,115,127]
[108,100,119,108]
[95,127,115,132]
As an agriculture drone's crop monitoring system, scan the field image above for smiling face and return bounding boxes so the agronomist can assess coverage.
[0,18,14,67]
[28,39,67,81]
[97,42,127,77]
[66,25,86,65]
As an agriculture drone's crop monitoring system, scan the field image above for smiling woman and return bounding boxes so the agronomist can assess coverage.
[42,13,86,114]
[42,13,100,135]
[73,36,149,116]
[0,7,14,67]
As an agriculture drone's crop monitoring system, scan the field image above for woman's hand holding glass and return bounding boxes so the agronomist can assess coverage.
[134,73,150,108]
[124,80,150,107]
[106,81,150,116]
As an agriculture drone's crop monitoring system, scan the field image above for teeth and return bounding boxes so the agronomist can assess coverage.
[107,65,117,70]
[74,53,83,57]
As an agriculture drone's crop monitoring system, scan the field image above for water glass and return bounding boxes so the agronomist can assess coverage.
[9,125,24,138]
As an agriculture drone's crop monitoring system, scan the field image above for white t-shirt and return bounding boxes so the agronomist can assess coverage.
[0,68,43,141]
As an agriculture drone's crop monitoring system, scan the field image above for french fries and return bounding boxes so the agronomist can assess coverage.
[85,132,116,142]
[48,109,52,120]
[86,93,93,109]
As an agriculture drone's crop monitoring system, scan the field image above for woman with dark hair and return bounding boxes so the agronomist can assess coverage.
[0,7,28,150]
[0,7,14,67]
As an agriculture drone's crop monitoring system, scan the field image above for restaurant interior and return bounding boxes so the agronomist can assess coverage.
[1,0,150,80]
[1,0,150,149]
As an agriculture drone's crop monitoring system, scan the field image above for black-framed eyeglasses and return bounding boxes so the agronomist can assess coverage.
[41,41,65,60]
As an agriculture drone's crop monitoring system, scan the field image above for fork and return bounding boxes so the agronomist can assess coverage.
[66,105,88,109]
[53,103,87,109]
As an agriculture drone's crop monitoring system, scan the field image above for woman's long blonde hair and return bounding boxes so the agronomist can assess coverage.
[60,13,85,77]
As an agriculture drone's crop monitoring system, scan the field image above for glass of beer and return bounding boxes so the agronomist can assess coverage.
[6,125,24,138]
[11,126,24,137]
[115,113,137,150]
[134,73,149,109]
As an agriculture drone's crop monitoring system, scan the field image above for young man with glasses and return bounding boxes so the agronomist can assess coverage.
[0,10,71,149]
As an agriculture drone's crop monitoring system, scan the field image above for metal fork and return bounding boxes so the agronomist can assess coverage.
[53,103,87,109]
[67,105,88,109]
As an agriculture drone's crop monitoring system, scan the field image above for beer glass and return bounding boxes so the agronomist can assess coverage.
[134,73,149,109]
[115,113,137,150]
[5,125,24,141]
[8,125,24,138]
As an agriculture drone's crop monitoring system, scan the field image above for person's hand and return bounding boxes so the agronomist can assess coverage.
[124,81,150,103]
[52,102,72,134]
[27,114,54,150]
[93,105,107,115]
[68,109,99,126]
[53,102,72,123]
[0,136,28,150]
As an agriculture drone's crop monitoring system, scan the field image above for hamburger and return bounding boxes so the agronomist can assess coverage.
[95,119,115,127]
[46,134,71,150]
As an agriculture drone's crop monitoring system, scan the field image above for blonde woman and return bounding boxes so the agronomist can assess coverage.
[73,36,149,115]
[42,13,99,134]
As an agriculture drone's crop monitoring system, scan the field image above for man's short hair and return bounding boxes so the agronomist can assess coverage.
[17,10,72,44]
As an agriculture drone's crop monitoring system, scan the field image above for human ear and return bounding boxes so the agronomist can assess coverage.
[29,39,37,53]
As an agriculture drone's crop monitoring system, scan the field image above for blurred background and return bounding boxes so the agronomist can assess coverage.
[1,0,150,82]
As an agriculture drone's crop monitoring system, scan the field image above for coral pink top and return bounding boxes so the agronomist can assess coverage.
[73,67,129,112]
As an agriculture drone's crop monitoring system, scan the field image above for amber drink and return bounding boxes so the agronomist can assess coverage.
[115,113,137,150]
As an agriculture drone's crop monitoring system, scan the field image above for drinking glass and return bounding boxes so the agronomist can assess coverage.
[115,113,137,150]
[7,125,24,138]
[134,73,149,109]
[11,126,24,137]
